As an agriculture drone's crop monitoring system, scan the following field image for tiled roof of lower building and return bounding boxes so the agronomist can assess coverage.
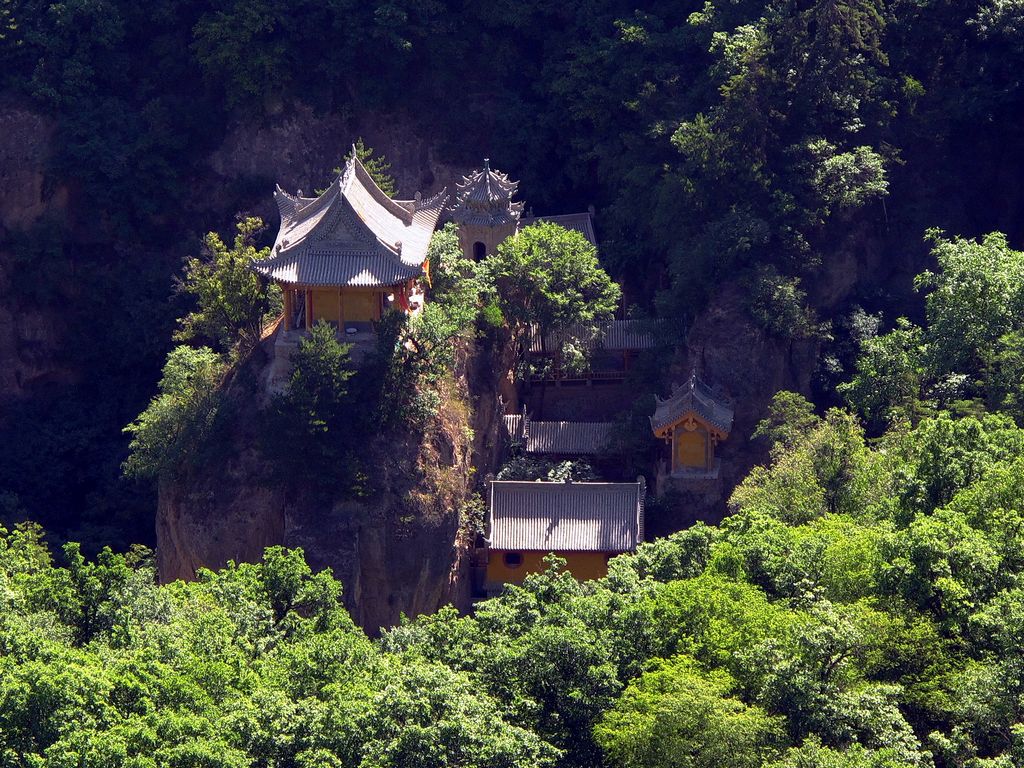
[488,479,644,552]
[503,414,612,455]
[529,319,669,354]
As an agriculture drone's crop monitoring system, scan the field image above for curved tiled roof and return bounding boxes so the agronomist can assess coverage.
[650,374,734,436]
[255,150,447,287]
[520,212,597,247]
[449,161,525,228]
[488,479,644,552]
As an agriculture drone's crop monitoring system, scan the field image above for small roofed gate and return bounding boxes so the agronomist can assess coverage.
[650,373,735,478]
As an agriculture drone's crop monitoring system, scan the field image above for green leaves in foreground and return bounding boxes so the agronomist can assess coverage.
[35,394,1024,768]
[596,657,784,768]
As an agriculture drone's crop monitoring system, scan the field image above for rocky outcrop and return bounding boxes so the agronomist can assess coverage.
[205,102,465,211]
[0,103,66,232]
[0,102,73,401]
[157,337,477,633]
[0,290,73,399]
[662,222,890,528]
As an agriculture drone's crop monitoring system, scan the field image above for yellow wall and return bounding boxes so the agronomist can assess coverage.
[486,550,613,586]
[311,289,338,325]
[674,429,707,469]
[342,289,380,322]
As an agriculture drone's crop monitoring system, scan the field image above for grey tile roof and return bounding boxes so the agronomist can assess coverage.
[520,212,596,247]
[503,414,525,442]
[488,479,645,552]
[255,151,446,287]
[449,161,525,228]
[503,413,612,455]
[529,319,668,354]
[650,374,734,435]
[253,247,423,286]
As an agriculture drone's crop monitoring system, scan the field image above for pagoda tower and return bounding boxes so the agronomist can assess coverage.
[448,159,525,260]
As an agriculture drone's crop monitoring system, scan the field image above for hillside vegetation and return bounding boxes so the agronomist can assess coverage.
[4,392,1024,766]
[2,4,1024,763]
[1,0,1023,549]
[5,223,1024,767]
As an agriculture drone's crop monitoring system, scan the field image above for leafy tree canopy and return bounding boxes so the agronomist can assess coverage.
[175,217,280,355]
[478,221,621,365]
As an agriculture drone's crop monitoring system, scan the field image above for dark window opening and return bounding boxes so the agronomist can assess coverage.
[503,552,523,568]
[473,241,486,260]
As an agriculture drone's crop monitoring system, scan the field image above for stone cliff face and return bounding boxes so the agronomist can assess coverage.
[0,102,74,401]
[156,340,479,633]
[653,225,891,533]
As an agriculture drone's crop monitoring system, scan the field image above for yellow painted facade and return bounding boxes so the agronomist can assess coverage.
[303,287,384,327]
[311,289,338,324]
[674,429,708,468]
[344,290,380,322]
[486,550,614,587]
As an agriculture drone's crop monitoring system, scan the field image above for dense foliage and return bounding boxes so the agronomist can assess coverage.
[478,221,621,366]
[841,231,1024,430]
[175,217,281,355]
[7,392,1024,766]
[121,346,226,481]
[2,0,1023,548]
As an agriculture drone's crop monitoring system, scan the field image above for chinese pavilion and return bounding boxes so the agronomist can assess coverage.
[254,150,447,333]
[448,160,525,260]
[650,374,734,477]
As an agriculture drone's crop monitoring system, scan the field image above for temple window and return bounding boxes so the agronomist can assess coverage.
[473,241,486,260]
[503,552,523,568]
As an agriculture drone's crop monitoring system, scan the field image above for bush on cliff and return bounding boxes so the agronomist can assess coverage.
[122,345,226,480]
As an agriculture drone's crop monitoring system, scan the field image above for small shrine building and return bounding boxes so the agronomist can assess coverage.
[448,160,596,260]
[650,374,734,477]
[253,151,447,333]
[484,478,645,591]
[448,160,524,260]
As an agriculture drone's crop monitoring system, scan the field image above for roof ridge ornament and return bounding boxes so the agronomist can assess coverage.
[649,374,735,436]
[449,161,524,228]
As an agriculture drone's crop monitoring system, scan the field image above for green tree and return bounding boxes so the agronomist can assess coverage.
[595,655,784,768]
[767,736,923,768]
[122,345,226,479]
[399,226,480,384]
[265,321,356,489]
[479,221,621,365]
[176,217,280,354]
[754,391,822,455]
[839,318,926,431]
[985,330,1024,423]
[343,137,397,196]
[746,266,823,340]
[917,231,1024,377]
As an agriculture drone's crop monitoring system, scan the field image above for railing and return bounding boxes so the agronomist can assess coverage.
[529,367,627,383]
